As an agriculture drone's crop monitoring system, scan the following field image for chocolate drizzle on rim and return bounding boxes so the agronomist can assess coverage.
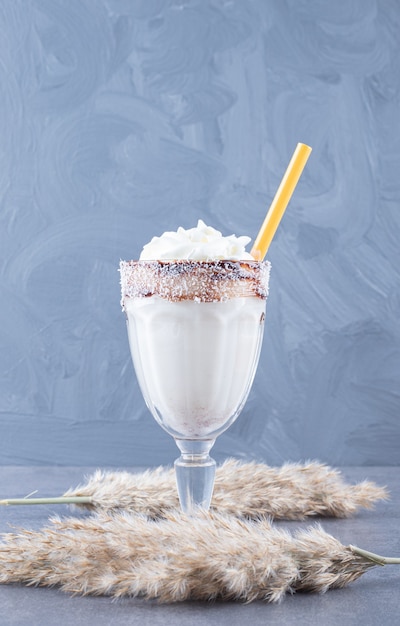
[120,260,270,308]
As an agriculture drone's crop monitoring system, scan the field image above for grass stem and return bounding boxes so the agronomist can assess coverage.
[0,496,93,506]
[350,545,400,566]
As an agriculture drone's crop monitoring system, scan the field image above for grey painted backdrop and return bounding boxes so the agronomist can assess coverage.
[1,0,399,466]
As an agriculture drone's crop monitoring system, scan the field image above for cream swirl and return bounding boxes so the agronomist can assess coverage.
[139,220,254,261]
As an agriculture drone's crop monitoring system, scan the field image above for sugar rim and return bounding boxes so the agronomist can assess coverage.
[120,259,271,307]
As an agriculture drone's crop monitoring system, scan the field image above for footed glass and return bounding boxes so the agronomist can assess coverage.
[120,259,270,513]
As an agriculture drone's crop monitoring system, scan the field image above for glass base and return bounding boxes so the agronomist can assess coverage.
[174,439,216,514]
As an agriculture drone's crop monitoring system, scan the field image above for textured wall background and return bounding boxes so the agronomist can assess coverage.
[1,0,399,466]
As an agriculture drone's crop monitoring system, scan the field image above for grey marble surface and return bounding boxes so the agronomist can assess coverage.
[0,466,399,626]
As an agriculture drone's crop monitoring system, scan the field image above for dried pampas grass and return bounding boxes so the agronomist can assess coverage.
[0,510,386,602]
[0,460,394,603]
[63,459,387,519]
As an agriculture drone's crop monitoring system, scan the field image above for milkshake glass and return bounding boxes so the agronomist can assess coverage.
[120,257,270,513]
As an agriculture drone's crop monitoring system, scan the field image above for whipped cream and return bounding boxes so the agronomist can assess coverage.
[139,220,254,261]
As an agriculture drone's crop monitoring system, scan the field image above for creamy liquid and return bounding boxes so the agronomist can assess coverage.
[125,296,265,439]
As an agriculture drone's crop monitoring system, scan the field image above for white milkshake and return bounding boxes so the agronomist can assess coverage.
[121,221,270,512]
[120,221,270,441]
[124,284,265,438]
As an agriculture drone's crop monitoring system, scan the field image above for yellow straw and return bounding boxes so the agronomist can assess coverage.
[250,142,312,261]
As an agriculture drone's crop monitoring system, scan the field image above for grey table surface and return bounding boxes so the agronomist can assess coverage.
[0,466,398,626]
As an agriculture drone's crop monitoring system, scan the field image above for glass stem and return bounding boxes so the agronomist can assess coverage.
[174,439,216,514]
